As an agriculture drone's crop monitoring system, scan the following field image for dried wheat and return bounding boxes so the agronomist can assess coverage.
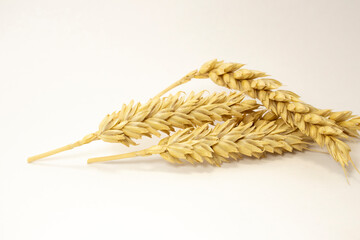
[87,119,310,165]
[155,59,360,173]
[28,91,259,162]
[157,60,360,138]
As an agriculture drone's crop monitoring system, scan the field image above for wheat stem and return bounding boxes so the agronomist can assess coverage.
[154,70,197,98]
[27,133,98,163]
[88,150,148,163]
[88,146,164,164]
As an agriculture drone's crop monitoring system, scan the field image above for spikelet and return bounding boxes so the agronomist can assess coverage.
[314,110,360,138]
[28,91,259,162]
[87,119,310,165]
[155,59,360,173]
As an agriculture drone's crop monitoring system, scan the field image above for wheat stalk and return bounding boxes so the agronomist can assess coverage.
[155,59,360,173]
[28,91,259,163]
[87,119,310,165]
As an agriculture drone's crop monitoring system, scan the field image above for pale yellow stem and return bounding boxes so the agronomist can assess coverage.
[87,145,165,164]
[27,133,98,163]
[154,70,200,98]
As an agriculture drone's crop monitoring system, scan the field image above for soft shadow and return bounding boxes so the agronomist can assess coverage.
[87,155,216,175]
[28,144,360,182]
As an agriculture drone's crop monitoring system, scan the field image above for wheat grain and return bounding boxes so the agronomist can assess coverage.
[87,119,310,165]
[28,91,259,162]
[314,110,360,138]
[155,59,360,173]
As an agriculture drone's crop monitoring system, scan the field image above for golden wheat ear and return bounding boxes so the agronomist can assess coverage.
[156,59,360,138]
[28,91,259,162]
[87,119,311,165]
[27,133,99,163]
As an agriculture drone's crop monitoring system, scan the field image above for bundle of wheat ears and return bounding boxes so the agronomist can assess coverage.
[28,59,360,177]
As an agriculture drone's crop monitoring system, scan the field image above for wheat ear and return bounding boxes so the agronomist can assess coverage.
[155,59,360,173]
[156,60,360,138]
[28,91,259,162]
[88,119,310,165]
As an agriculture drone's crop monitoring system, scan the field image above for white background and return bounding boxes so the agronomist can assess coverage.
[1,0,360,239]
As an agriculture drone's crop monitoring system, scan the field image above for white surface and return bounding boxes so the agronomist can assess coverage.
[1,0,360,239]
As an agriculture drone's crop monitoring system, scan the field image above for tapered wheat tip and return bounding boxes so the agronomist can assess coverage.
[87,119,311,165]
[156,59,360,172]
